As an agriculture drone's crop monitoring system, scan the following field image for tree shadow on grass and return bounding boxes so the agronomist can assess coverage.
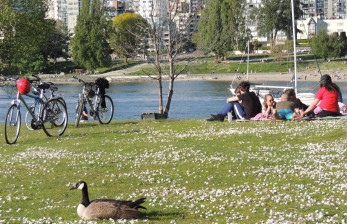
[65,122,142,138]
[143,211,186,221]
[116,121,140,126]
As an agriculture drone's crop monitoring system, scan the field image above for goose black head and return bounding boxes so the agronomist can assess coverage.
[70,181,87,191]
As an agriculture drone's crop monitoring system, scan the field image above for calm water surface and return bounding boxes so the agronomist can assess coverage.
[1,80,347,122]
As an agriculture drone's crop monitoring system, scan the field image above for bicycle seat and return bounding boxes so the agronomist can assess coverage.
[50,86,58,92]
[38,83,51,90]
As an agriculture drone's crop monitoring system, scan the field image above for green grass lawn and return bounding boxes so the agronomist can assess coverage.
[131,59,347,76]
[0,119,346,223]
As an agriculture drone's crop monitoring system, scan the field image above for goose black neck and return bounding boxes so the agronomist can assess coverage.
[81,184,90,207]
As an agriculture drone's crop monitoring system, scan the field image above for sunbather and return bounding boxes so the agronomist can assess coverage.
[273,93,298,120]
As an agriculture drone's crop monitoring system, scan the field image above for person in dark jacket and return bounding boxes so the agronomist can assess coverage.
[207,81,262,121]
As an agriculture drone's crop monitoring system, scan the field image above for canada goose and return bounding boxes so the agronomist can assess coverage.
[70,181,146,220]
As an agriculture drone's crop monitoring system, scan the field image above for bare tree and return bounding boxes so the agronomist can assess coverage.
[110,0,201,116]
[143,0,201,116]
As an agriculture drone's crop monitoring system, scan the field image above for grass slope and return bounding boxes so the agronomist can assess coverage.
[0,119,346,223]
[132,60,347,76]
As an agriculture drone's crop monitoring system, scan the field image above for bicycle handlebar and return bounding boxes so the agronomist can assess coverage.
[28,74,41,84]
[0,75,18,82]
[72,76,94,86]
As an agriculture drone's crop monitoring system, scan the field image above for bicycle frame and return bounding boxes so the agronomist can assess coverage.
[4,76,68,144]
[78,80,100,116]
[86,88,100,116]
[12,84,50,127]
[73,75,113,127]
[15,92,38,122]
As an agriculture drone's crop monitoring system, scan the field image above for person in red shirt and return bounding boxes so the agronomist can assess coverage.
[300,74,341,118]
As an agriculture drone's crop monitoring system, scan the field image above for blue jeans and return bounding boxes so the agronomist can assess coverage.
[218,102,247,119]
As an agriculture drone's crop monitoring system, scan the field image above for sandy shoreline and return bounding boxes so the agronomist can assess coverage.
[36,70,347,84]
[1,70,347,85]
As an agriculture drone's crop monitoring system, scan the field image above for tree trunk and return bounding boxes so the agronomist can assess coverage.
[164,58,174,115]
[158,76,163,114]
[155,49,163,114]
[124,56,128,64]
[164,77,174,115]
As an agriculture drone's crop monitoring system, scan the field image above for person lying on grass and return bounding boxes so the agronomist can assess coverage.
[272,93,300,121]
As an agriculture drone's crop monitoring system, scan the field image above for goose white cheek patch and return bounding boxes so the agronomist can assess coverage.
[78,183,84,190]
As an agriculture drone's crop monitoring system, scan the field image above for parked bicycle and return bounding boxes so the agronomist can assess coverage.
[24,75,66,130]
[73,76,114,128]
[2,76,68,144]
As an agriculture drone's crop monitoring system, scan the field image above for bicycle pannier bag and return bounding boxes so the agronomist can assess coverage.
[95,78,109,108]
[83,88,95,98]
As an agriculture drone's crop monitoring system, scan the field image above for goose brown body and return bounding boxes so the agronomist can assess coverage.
[70,181,146,220]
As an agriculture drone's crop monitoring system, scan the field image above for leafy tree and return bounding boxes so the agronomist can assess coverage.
[251,0,302,46]
[0,0,52,74]
[71,0,111,73]
[340,32,347,55]
[110,13,148,64]
[44,20,70,64]
[197,0,249,60]
[310,30,346,60]
[251,40,261,53]
[328,33,344,59]
[271,40,293,65]
[310,30,329,60]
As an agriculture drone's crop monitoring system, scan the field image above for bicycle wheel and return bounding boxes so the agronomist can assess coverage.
[74,98,84,128]
[24,103,40,130]
[53,97,67,127]
[41,99,68,137]
[96,95,114,124]
[4,104,21,144]
[56,97,67,109]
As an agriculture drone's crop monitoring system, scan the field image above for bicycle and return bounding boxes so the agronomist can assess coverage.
[73,76,114,128]
[24,75,67,130]
[3,77,68,144]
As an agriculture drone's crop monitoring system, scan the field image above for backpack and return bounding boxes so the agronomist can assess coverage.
[95,78,109,108]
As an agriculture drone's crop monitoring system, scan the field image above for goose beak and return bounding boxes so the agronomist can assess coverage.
[70,185,77,190]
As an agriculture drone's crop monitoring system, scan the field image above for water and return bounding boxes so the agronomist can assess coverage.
[1,80,347,122]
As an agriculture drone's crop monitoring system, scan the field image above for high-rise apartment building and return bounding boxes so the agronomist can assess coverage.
[46,0,347,40]
[47,0,82,33]
[298,0,347,39]
[105,0,126,18]
[300,0,346,19]
[244,0,267,42]
[244,0,347,42]
[127,0,167,19]
[47,0,125,33]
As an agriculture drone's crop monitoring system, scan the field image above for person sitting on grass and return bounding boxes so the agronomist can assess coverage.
[80,106,95,122]
[273,93,299,120]
[207,81,262,121]
[284,89,308,111]
[300,74,341,118]
[251,94,276,120]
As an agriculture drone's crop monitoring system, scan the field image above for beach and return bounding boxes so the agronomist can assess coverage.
[37,70,347,84]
